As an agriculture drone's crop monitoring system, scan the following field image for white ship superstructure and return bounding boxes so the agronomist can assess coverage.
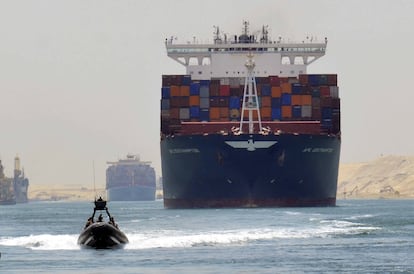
[166,21,327,80]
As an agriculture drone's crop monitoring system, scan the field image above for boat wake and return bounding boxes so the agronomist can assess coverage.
[0,219,380,250]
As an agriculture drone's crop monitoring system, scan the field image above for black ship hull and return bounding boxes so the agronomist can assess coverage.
[161,133,340,208]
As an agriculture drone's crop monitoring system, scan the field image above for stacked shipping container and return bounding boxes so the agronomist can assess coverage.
[161,74,340,135]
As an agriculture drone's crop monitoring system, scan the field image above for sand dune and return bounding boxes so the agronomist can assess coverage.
[338,155,414,199]
[28,155,414,201]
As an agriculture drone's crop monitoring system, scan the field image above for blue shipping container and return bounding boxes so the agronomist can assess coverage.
[190,106,200,118]
[308,75,319,86]
[182,75,191,86]
[229,96,241,109]
[200,80,210,86]
[321,107,332,119]
[271,97,281,108]
[292,83,302,94]
[281,94,291,106]
[261,84,271,96]
[161,99,170,110]
[292,105,302,118]
[161,87,170,99]
[271,108,282,120]
[199,109,210,121]
[190,83,200,95]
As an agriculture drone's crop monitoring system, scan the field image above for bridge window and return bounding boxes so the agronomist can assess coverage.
[294,57,304,65]
[189,57,198,65]
[281,57,290,65]
[202,57,211,66]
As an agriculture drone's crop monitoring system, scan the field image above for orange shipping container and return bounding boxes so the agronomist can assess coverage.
[271,86,282,97]
[261,107,271,118]
[301,95,312,105]
[261,96,271,107]
[282,106,292,118]
[189,95,200,106]
[210,107,220,120]
[219,107,229,118]
[291,95,302,105]
[281,82,292,93]
[170,86,180,97]
[243,110,259,120]
[180,86,190,96]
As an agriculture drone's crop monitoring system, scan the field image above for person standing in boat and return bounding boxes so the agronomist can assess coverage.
[84,217,93,228]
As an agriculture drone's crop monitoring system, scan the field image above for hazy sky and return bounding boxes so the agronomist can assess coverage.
[1,0,413,188]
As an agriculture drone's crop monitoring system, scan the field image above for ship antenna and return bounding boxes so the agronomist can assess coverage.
[213,25,222,44]
[239,52,262,134]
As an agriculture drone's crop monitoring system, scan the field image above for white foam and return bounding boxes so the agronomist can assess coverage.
[0,234,80,250]
[0,219,380,250]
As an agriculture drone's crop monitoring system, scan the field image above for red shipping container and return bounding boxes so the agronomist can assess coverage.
[320,97,332,107]
[170,97,181,108]
[327,74,337,86]
[219,85,230,96]
[299,74,308,85]
[169,108,180,119]
[312,108,321,120]
[320,86,331,98]
[269,76,280,86]
[210,84,220,96]
[180,97,189,107]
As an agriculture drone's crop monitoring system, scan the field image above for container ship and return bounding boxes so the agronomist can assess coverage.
[160,22,341,208]
[106,154,156,201]
[0,156,29,205]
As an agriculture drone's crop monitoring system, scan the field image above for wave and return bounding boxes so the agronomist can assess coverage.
[0,219,380,250]
[0,234,80,250]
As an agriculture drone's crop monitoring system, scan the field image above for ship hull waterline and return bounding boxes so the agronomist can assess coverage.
[161,133,341,208]
[107,185,156,201]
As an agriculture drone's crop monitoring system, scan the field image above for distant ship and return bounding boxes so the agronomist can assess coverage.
[106,154,156,201]
[160,21,341,208]
[0,155,29,205]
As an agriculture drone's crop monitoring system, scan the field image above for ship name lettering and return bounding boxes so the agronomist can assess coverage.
[169,148,200,154]
[302,148,334,153]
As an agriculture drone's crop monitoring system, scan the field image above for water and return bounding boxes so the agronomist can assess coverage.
[1,199,413,273]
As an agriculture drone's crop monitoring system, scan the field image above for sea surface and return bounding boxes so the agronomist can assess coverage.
[1,199,413,273]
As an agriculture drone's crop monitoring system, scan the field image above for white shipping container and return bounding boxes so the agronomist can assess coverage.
[229,78,240,87]
[179,108,190,119]
[301,105,312,118]
[220,78,230,85]
[199,86,210,98]
[330,86,339,98]
[200,98,210,108]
